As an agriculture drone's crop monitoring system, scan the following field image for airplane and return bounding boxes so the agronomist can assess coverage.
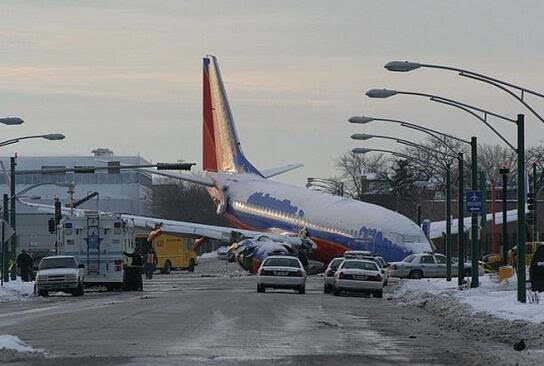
[22,55,520,273]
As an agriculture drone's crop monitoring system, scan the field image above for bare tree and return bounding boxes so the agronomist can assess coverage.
[334,152,389,199]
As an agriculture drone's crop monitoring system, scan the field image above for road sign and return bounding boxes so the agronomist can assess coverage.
[1,220,15,242]
[466,191,483,213]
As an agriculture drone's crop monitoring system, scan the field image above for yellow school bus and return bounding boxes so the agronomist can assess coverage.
[135,233,198,273]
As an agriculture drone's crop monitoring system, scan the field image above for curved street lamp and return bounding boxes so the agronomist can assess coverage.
[365,88,522,289]
[383,61,544,302]
[0,117,24,126]
[384,61,544,124]
[0,133,65,148]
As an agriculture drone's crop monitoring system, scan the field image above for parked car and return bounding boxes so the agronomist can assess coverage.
[256,256,306,294]
[35,256,85,297]
[332,259,384,298]
[323,257,345,293]
[389,253,482,279]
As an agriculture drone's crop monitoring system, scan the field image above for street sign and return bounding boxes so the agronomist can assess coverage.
[1,220,15,242]
[466,191,483,213]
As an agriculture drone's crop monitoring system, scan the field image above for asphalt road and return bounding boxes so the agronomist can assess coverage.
[0,258,537,365]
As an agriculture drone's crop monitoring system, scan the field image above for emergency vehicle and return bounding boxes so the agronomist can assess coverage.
[135,233,197,273]
[57,211,136,290]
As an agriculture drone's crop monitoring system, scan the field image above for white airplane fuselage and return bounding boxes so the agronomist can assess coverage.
[209,172,432,263]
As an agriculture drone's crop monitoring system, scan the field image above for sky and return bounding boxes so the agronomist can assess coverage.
[1,1,543,185]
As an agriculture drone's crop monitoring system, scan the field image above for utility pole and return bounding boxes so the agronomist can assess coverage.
[517,114,526,303]
[1,194,8,283]
[458,152,465,286]
[470,137,479,288]
[532,162,538,241]
[416,205,422,227]
[9,156,16,280]
[446,165,452,281]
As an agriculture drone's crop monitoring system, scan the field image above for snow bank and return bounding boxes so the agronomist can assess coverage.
[0,335,41,353]
[0,279,35,303]
[0,335,44,363]
[395,275,544,323]
[199,249,218,259]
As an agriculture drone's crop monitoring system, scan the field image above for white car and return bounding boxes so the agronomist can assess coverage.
[35,256,85,297]
[257,256,306,294]
[323,257,345,293]
[360,255,389,286]
[332,259,384,298]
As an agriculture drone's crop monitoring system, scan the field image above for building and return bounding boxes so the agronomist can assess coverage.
[0,149,152,253]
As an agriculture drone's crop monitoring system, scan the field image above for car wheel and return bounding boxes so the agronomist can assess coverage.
[409,270,423,279]
[374,290,383,298]
[38,290,49,297]
[333,287,341,296]
[257,284,265,293]
[298,286,305,295]
[188,259,195,272]
[161,260,172,274]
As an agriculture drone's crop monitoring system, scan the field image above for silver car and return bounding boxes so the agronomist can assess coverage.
[332,259,384,297]
[257,256,306,294]
[389,253,479,279]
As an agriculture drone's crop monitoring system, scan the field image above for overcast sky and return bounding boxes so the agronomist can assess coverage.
[1,1,543,185]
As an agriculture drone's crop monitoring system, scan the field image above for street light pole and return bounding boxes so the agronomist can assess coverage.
[1,194,7,283]
[517,114,526,302]
[458,152,465,285]
[470,137,479,287]
[446,164,452,281]
[9,156,16,280]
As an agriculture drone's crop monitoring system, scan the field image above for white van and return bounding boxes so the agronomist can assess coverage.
[57,211,136,290]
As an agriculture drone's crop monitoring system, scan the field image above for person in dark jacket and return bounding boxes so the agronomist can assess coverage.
[529,245,544,292]
[16,250,34,282]
[123,250,144,291]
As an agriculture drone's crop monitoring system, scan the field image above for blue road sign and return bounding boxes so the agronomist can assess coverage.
[466,191,483,213]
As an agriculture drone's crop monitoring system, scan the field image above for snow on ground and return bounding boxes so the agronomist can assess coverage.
[0,335,44,363]
[199,249,218,259]
[0,335,41,353]
[395,274,544,349]
[395,274,544,323]
[0,279,35,303]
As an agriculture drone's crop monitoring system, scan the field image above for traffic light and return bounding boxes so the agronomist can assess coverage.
[527,192,535,211]
[48,217,56,233]
[54,198,62,227]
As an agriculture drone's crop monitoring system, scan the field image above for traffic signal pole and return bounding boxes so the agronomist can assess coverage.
[9,157,16,280]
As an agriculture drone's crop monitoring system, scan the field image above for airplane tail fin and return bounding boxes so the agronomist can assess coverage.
[202,55,262,176]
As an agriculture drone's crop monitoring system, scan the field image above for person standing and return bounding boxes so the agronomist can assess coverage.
[123,249,144,291]
[16,250,33,282]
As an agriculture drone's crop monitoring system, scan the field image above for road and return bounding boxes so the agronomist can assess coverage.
[0,258,537,365]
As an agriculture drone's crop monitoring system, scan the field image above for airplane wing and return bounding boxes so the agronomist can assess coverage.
[18,198,309,247]
[260,164,303,178]
[429,209,520,239]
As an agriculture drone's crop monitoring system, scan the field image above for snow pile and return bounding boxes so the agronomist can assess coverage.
[199,249,218,259]
[395,275,544,347]
[0,280,35,303]
[0,335,40,353]
[396,275,544,323]
[0,335,44,363]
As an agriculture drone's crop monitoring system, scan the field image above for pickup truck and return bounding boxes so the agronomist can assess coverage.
[35,256,85,297]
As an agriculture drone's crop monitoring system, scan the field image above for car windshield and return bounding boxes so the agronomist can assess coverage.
[39,257,77,270]
[329,258,344,270]
[263,257,301,268]
[403,255,416,263]
[375,257,387,267]
[342,261,379,271]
